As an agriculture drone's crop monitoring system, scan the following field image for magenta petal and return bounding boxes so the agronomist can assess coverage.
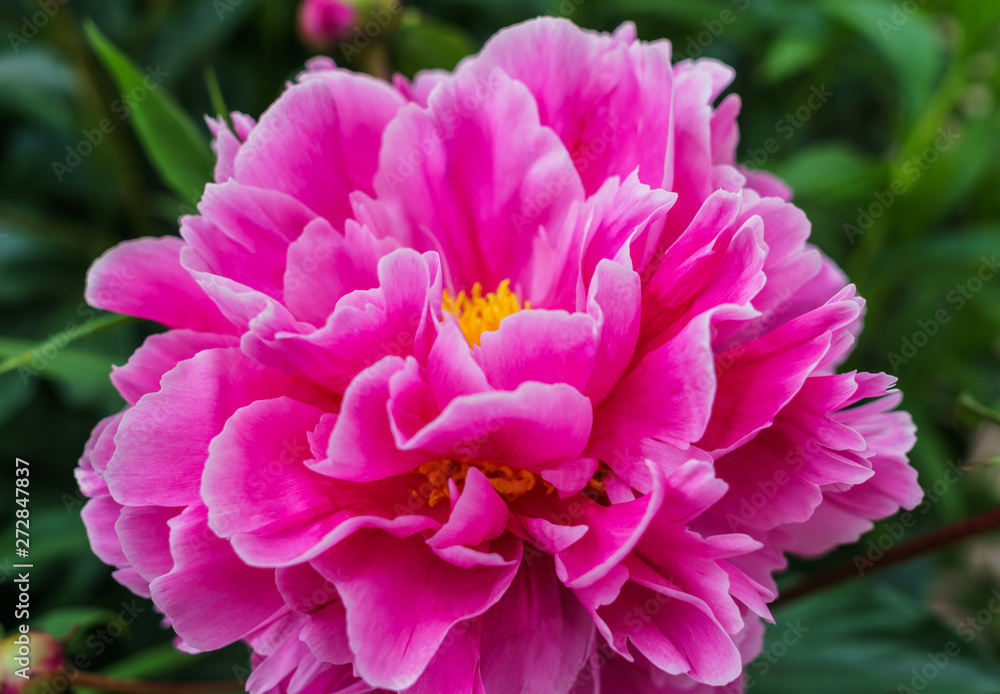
[388,356,442,443]
[401,621,484,694]
[580,173,676,287]
[106,347,329,507]
[476,309,599,392]
[300,602,355,666]
[478,556,595,694]
[590,308,719,468]
[182,181,319,300]
[284,218,398,325]
[426,321,491,406]
[86,237,232,332]
[149,505,284,651]
[395,382,594,469]
[243,248,442,391]
[427,466,509,549]
[316,356,432,482]
[555,464,665,588]
[81,495,127,567]
[598,580,742,686]
[116,505,179,585]
[234,69,405,229]
[469,18,674,194]
[541,458,600,497]
[583,259,641,405]
[374,67,584,295]
[111,329,237,404]
[311,529,521,690]
[204,395,437,565]
[700,292,862,454]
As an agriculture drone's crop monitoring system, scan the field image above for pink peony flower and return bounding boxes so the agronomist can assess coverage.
[78,18,922,693]
[298,0,358,48]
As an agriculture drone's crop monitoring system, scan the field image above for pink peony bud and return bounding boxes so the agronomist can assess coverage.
[297,0,358,49]
[0,632,66,694]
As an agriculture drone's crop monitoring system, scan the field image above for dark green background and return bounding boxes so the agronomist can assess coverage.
[2,0,1000,691]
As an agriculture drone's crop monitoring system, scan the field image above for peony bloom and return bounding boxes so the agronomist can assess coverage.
[298,0,358,49]
[78,17,923,693]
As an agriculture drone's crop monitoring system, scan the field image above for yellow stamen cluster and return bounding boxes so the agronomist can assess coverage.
[414,459,543,507]
[442,279,529,346]
[587,462,612,500]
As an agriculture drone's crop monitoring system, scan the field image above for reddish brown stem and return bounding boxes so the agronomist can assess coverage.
[776,505,1000,606]
[70,671,243,694]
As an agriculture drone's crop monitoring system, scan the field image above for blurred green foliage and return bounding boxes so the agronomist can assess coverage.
[1,0,999,690]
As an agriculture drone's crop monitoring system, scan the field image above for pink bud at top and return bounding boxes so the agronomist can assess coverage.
[298,0,358,49]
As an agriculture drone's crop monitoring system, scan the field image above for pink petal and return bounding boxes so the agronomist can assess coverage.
[204,395,437,565]
[86,237,233,332]
[467,18,674,194]
[284,217,399,325]
[476,309,599,393]
[373,67,584,298]
[110,329,237,404]
[149,504,285,651]
[583,259,641,405]
[395,382,594,470]
[699,292,863,455]
[427,466,509,550]
[311,529,521,690]
[181,181,319,301]
[106,347,330,506]
[234,69,405,229]
[316,356,433,482]
[590,308,719,469]
[478,556,596,694]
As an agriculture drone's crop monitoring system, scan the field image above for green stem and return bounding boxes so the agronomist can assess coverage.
[958,392,1000,427]
[0,313,135,377]
[776,505,1000,606]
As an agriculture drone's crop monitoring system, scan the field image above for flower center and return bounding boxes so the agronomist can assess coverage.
[442,279,529,346]
[414,459,540,507]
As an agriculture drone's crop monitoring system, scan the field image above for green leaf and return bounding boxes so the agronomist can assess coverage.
[0,48,76,131]
[755,582,1000,693]
[773,144,882,202]
[99,643,201,679]
[83,21,214,206]
[203,64,231,127]
[823,0,945,121]
[760,31,825,83]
